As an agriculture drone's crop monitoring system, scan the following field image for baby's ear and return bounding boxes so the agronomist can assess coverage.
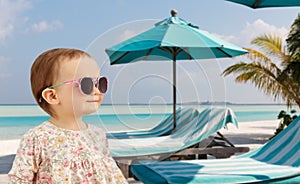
[41,88,59,105]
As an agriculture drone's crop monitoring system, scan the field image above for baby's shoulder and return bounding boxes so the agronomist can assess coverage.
[87,124,107,138]
[23,121,53,139]
[88,124,105,133]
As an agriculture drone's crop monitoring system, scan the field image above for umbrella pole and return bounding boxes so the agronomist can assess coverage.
[173,57,177,130]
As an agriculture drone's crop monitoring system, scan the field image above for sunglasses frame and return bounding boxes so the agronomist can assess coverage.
[47,76,108,95]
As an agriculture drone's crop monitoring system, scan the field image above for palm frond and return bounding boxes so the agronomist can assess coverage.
[251,34,287,60]
[223,61,298,107]
[223,25,300,107]
[244,48,269,62]
[286,14,300,55]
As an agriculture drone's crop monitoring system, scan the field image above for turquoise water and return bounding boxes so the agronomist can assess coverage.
[0,104,293,140]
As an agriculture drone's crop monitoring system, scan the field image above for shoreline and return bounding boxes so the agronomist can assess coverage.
[0,120,280,183]
[219,120,280,151]
[0,120,280,156]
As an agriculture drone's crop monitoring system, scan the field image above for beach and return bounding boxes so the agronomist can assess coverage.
[0,120,279,183]
[219,120,280,151]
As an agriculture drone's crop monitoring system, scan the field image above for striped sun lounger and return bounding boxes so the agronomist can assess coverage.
[131,115,300,183]
[107,107,199,139]
[109,107,239,158]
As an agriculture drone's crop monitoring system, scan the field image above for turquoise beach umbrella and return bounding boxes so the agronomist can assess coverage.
[105,10,248,130]
[226,0,300,8]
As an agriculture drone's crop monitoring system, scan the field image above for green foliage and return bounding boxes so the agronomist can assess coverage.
[286,14,300,60]
[223,14,300,137]
[223,14,300,108]
[270,110,298,139]
[283,14,300,82]
[222,35,299,108]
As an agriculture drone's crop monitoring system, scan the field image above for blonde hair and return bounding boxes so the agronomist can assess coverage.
[30,48,91,116]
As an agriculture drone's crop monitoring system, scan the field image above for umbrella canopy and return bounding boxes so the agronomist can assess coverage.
[226,0,300,8]
[106,10,248,130]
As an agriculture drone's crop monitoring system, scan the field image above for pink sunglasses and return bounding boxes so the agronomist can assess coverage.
[47,76,108,95]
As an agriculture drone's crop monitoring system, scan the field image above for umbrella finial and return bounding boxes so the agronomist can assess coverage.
[170,9,177,17]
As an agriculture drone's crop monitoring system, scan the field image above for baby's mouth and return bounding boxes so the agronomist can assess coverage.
[87,99,100,103]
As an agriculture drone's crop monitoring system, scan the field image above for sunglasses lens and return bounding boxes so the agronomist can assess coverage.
[80,77,94,95]
[98,77,108,93]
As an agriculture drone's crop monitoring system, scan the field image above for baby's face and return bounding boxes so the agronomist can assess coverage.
[54,56,103,117]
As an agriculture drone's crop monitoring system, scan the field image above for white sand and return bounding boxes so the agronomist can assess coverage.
[220,120,280,151]
[0,120,280,183]
[0,140,20,157]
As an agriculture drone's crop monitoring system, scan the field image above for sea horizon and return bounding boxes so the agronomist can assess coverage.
[0,103,295,140]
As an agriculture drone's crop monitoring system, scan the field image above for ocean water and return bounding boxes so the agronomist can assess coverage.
[0,104,293,140]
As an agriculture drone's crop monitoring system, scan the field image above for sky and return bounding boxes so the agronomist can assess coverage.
[0,0,299,105]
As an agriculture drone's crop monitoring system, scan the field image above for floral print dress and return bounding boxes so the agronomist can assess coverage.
[8,121,128,184]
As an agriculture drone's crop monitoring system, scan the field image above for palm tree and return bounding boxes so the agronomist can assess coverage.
[282,14,300,82]
[222,34,300,107]
[286,14,300,61]
[223,15,300,136]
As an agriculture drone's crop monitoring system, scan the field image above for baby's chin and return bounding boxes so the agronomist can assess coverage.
[72,101,101,117]
[83,103,101,115]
